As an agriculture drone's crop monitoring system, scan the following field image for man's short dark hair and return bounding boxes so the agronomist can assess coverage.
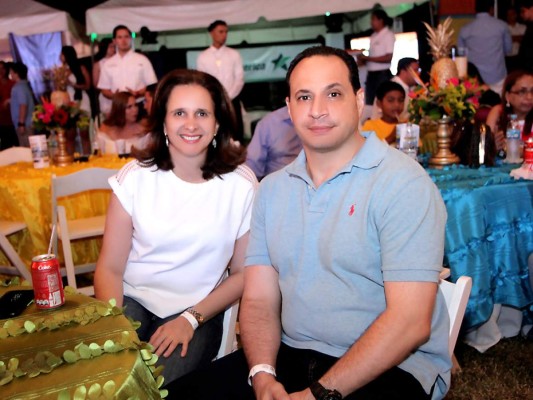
[113,24,132,38]
[9,62,28,80]
[397,57,418,73]
[476,0,493,13]
[208,20,227,32]
[286,46,361,95]
[375,80,405,101]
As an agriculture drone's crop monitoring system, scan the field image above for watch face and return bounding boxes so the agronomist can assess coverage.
[324,392,342,400]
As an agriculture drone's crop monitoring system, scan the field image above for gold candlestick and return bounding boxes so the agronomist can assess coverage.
[429,116,460,167]
[53,128,73,167]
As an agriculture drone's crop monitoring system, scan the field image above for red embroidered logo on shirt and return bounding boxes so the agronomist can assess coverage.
[348,204,356,216]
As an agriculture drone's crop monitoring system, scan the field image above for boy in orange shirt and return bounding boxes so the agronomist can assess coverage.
[362,81,405,144]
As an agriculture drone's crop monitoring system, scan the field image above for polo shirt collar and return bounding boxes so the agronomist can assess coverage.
[286,132,387,184]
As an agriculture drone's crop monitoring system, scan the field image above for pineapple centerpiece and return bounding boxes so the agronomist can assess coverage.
[424,18,459,89]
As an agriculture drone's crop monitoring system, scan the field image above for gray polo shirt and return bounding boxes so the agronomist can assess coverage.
[245,133,451,398]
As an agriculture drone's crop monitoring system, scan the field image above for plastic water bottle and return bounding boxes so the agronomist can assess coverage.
[402,123,418,160]
[505,114,522,163]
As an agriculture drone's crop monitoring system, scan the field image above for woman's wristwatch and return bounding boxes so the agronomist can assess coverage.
[310,381,342,400]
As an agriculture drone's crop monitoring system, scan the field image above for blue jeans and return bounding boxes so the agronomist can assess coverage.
[123,296,223,386]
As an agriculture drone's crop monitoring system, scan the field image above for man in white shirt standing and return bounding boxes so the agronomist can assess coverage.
[97,25,157,117]
[197,20,245,142]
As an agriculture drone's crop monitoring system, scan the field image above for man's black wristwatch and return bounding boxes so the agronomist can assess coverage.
[310,381,342,400]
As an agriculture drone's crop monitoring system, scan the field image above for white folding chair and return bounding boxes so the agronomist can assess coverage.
[51,168,117,296]
[0,147,32,166]
[0,220,32,282]
[216,300,240,359]
[439,275,472,359]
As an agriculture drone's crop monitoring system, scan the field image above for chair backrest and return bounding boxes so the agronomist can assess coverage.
[439,275,472,357]
[0,147,32,166]
[216,300,240,359]
[0,220,32,282]
[51,167,117,224]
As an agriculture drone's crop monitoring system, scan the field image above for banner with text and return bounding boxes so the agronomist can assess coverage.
[186,43,320,83]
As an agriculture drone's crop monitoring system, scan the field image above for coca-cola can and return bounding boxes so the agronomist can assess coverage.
[31,254,65,309]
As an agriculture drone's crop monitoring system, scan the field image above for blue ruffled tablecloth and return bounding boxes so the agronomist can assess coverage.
[428,163,533,331]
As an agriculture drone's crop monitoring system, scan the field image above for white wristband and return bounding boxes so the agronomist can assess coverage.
[248,364,277,386]
[180,311,199,330]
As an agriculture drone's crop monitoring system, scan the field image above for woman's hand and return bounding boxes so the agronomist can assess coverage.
[149,315,195,358]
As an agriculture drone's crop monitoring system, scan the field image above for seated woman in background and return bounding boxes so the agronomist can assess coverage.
[96,91,148,154]
[486,70,533,150]
[94,69,257,386]
[60,46,91,114]
[362,80,406,144]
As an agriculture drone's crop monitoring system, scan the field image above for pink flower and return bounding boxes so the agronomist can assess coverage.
[447,77,460,86]
[466,96,479,106]
[40,113,51,124]
[463,80,473,90]
[43,102,55,114]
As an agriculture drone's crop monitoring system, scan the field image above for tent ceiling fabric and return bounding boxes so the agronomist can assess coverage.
[86,0,426,35]
[0,0,70,39]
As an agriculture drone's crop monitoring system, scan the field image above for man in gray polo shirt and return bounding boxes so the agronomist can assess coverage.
[169,46,451,400]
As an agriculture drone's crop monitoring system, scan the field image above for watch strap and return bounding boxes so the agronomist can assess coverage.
[310,381,342,400]
[248,364,276,386]
[185,307,204,327]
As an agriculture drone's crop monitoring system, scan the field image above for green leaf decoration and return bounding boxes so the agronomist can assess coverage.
[159,389,169,398]
[108,299,117,307]
[89,343,103,357]
[111,306,122,316]
[57,389,71,400]
[47,354,63,368]
[0,371,13,386]
[103,340,115,353]
[7,358,18,372]
[0,361,5,373]
[63,350,78,363]
[13,368,26,378]
[78,344,92,360]
[156,375,164,389]
[27,365,41,378]
[88,383,102,399]
[140,349,152,361]
[151,365,164,378]
[24,320,36,333]
[74,385,87,400]
[96,304,109,317]
[145,354,159,366]
[102,380,116,398]
[64,286,77,295]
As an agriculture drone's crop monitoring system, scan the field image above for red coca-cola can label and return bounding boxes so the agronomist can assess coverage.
[31,254,65,309]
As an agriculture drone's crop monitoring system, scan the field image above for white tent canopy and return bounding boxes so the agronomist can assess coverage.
[0,0,71,40]
[86,0,427,35]
[0,0,89,60]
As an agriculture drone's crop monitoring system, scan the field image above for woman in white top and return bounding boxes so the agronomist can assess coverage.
[60,46,91,114]
[96,92,148,154]
[94,69,257,386]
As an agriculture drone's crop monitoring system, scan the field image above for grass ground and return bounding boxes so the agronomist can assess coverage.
[446,336,533,400]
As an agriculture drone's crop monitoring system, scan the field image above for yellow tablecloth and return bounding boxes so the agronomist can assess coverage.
[0,285,162,399]
[0,156,129,272]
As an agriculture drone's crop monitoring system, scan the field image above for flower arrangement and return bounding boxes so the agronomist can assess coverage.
[32,98,89,133]
[408,77,486,124]
[43,65,70,92]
